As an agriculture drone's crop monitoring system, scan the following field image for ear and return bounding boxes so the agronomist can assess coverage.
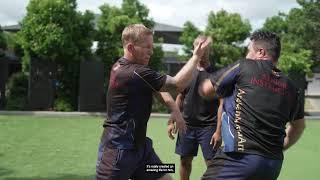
[258,48,266,58]
[127,43,135,54]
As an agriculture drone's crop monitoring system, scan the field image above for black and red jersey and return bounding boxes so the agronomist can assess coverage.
[103,58,166,149]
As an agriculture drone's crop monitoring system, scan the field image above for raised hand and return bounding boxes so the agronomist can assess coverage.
[193,36,212,60]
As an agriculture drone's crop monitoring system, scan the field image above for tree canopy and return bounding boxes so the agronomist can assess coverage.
[262,0,319,75]
[96,0,163,75]
[17,0,96,110]
[0,26,7,51]
[18,0,95,63]
[179,21,201,57]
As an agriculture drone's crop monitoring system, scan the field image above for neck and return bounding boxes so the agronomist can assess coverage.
[123,53,135,62]
[254,57,277,65]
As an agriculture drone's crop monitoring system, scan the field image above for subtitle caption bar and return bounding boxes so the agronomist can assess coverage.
[145,164,175,173]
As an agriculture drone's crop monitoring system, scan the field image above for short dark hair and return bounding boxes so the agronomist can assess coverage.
[250,30,281,61]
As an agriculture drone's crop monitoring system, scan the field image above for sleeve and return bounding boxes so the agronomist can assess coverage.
[292,90,305,121]
[133,66,167,92]
[209,61,240,97]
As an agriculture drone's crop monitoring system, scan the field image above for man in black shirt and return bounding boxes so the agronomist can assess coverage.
[167,35,223,180]
[95,24,211,180]
[199,31,305,180]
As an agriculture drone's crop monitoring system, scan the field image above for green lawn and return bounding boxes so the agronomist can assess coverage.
[0,115,319,180]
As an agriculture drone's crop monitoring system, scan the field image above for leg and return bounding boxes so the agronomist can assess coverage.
[132,137,168,180]
[180,156,193,180]
[175,127,199,180]
[197,126,217,165]
[95,147,132,180]
[95,130,137,180]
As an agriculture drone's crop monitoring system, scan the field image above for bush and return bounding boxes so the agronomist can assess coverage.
[53,98,73,112]
[5,72,29,110]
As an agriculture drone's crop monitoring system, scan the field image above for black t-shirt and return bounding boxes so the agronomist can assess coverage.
[103,58,166,149]
[210,59,304,159]
[182,66,219,127]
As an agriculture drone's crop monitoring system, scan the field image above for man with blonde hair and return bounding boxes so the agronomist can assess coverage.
[95,24,211,180]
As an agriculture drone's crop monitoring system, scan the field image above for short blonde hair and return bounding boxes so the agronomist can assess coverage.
[122,24,153,46]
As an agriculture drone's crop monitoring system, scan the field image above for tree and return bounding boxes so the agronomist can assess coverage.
[272,0,320,71]
[18,0,95,62]
[293,0,320,62]
[179,21,201,56]
[262,13,288,36]
[18,0,95,110]
[205,10,251,67]
[261,2,315,76]
[0,26,7,52]
[96,0,164,79]
[278,42,312,75]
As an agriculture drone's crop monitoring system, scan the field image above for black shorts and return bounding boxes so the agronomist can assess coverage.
[95,136,165,180]
[202,149,283,180]
[175,126,216,160]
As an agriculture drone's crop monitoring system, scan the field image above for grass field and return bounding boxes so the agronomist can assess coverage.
[0,115,319,180]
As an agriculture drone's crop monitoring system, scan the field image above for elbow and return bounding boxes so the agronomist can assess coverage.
[198,86,207,98]
[173,77,185,93]
[199,79,215,98]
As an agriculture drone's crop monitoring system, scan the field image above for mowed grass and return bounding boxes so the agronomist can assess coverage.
[0,115,319,180]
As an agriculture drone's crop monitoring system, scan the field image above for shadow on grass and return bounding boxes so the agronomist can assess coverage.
[0,154,14,177]
[3,174,94,180]
[0,168,14,177]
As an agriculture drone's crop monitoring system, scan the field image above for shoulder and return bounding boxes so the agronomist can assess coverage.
[133,65,159,76]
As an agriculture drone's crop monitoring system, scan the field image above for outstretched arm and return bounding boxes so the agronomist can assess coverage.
[199,62,240,99]
[160,37,212,93]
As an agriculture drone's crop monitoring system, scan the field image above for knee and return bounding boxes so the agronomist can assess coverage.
[180,157,193,168]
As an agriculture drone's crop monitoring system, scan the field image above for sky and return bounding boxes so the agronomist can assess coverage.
[0,0,300,30]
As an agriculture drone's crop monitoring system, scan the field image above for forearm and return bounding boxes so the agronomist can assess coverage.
[173,55,199,92]
[283,119,305,150]
[175,93,184,111]
[199,79,216,99]
[215,99,223,134]
[157,92,178,111]
[156,92,178,125]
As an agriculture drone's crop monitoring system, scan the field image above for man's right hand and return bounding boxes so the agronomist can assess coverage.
[193,36,212,61]
[171,109,187,134]
[167,123,176,140]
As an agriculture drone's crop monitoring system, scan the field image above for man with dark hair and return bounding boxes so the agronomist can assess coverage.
[95,24,211,180]
[199,30,305,180]
[167,35,223,180]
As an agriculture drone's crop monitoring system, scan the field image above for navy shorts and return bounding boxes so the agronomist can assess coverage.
[202,149,283,180]
[175,126,216,160]
[95,135,165,180]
